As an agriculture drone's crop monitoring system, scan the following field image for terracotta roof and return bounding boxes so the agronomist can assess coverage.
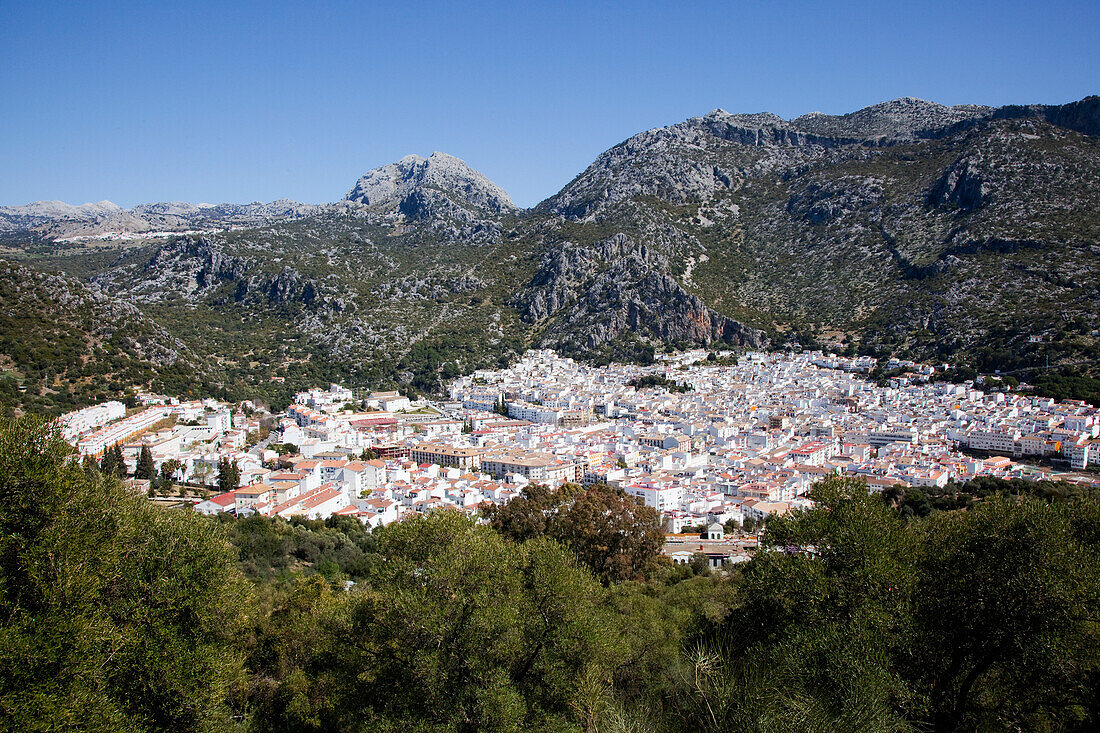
[207,492,236,507]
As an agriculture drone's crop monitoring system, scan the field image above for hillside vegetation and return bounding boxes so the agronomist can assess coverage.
[0,259,215,416]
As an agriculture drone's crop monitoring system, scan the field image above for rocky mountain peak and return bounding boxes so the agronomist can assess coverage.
[342,151,515,220]
[790,97,994,141]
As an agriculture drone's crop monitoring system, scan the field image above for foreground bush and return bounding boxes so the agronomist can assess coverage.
[0,418,249,731]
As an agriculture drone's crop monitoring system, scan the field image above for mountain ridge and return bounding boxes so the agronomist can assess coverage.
[2,94,1099,412]
[1,151,514,241]
[541,95,1100,218]
[6,95,1097,239]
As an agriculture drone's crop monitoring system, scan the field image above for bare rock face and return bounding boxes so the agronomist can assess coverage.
[343,152,515,221]
[929,154,992,211]
[516,233,766,352]
[94,236,324,308]
[791,97,995,141]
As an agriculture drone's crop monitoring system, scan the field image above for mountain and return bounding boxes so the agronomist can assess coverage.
[0,258,214,415]
[3,96,1100,411]
[343,151,515,221]
[543,96,1100,219]
[526,95,1100,374]
[0,198,321,242]
[0,152,514,242]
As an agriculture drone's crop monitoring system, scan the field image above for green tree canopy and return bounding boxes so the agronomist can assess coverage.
[245,511,614,732]
[218,456,241,493]
[100,441,126,478]
[911,494,1100,730]
[134,444,155,480]
[160,457,183,482]
[0,417,249,731]
[680,476,1100,732]
[484,482,666,584]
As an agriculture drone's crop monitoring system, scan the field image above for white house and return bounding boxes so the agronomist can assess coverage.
[194,492,237,515]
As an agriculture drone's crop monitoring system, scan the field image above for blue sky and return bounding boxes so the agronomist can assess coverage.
[2,0,1097,208]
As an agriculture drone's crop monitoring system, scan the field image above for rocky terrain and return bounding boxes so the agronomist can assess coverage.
[0,152,515,246]
[532,95,1100,369]
[0,198,322,242]
[343,151,516,221]
[0,259,213,415]
[2,96,1098,411]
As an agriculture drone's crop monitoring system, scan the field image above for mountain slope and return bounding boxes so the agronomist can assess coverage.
[5,96,1100,408]
[522,96,1100,374]
[0,259,215,415]
[84,211,535,400]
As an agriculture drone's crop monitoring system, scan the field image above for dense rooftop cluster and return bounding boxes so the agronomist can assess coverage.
[60,350,1099,550]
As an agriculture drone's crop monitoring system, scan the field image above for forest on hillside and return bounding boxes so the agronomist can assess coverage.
[1,417,1098,732]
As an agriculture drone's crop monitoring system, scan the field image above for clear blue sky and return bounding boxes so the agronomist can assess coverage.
[2,0,1097,208]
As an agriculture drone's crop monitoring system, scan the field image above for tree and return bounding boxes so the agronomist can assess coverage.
[486,482,666,584]
[689,552,710,576]
[99,441,126,478]
[134,445,155,480]
[674,476,1100,731]
[692,477,920,731]
[910,496,1100,731]
[246,512,614,731]
[626,374,692,393]
[0,417,248,730]
[192,461,213,486]
[217,457,240,493]
[80,455,99,476]
[484,482,572,544]
[244,427,270,449]
[160,458,183,483]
